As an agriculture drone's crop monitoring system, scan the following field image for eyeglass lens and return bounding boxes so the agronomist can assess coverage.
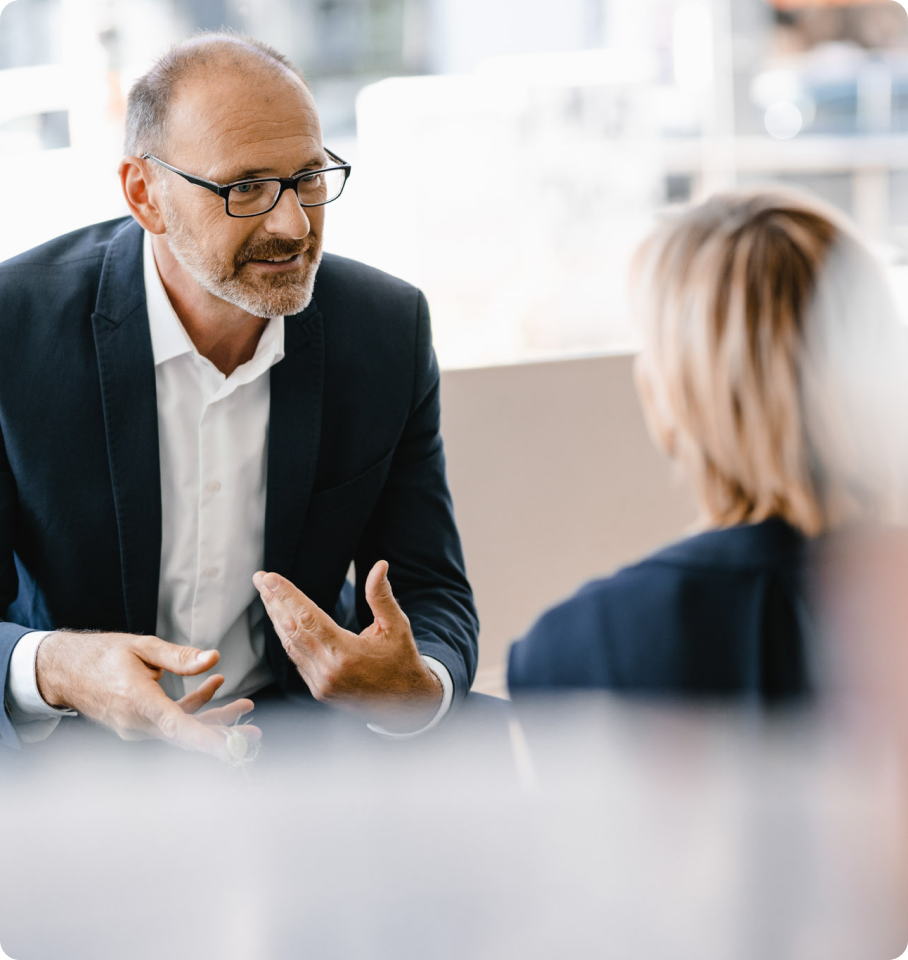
[227,167,346,214]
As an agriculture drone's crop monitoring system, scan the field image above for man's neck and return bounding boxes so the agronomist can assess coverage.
[150,233,268,377]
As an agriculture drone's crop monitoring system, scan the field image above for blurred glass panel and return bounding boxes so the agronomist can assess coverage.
[0,0,64,69]
[0,109,69,154]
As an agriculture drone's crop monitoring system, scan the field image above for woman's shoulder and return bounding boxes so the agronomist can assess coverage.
[507,519,808,693]
[562,518,806,611]
[640,517,807,574]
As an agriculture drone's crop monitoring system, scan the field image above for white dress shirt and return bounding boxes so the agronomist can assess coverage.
[4,230,452,740]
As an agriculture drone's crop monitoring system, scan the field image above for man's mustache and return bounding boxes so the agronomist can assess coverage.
[235,237,317,268]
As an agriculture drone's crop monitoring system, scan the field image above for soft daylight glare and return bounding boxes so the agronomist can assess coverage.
[764,100,803,139]
[673,1,714,94]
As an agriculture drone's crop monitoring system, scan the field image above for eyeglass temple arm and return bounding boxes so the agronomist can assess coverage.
[325,148,350,169]
[141,154,228,198]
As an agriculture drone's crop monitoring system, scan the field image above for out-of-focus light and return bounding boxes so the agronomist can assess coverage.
[764,101,802,139]
[0,0,17,16]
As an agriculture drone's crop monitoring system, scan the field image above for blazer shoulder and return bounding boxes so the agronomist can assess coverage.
[507,573,623,690]
[515,520,807,653]
[509,523,809,695]
[314,253,423,313]
[0,217,135,272]
[644,518,806,573]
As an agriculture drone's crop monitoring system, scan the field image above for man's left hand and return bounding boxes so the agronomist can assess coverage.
[252,561,443,731]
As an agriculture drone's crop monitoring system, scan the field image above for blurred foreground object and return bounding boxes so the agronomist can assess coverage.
[819,527,908,738]
[0,698,904,960]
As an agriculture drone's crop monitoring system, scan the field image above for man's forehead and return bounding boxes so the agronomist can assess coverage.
[166,71,323,178]
[175,51,310,102]
[170,70,317,128]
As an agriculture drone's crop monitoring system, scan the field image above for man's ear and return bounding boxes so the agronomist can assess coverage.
[118,156,166,234]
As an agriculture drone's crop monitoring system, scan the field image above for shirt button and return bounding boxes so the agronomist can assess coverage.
[204,566,219,578]
[206,480,221,492]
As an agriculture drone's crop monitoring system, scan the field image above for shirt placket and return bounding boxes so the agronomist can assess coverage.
[190,361,232,650]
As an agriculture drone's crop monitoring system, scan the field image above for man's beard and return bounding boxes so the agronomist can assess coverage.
[162,197,323,318]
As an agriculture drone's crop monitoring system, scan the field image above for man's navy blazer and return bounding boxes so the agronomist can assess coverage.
[0,217,478,747]
[508,519,810,700]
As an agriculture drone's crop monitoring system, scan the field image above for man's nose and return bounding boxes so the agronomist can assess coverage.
[262,185,311,239]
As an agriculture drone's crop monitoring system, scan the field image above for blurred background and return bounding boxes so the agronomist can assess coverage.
[5,0,908,367]
[6,0,908,693]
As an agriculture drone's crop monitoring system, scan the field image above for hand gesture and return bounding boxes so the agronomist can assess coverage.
[253,560,442,731]
[36,631,260,758]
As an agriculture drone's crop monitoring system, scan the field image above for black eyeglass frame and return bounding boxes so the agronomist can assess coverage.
[141,149,351,217]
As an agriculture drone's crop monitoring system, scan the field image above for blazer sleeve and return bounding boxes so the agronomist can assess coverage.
[0,421,30,749]
[352,290,479,701]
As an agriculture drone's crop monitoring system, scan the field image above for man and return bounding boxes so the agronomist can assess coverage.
[0,34,478,754]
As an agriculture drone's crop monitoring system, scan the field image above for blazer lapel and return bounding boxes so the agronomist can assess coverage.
[90,220,162,636]
[264,302,325,577]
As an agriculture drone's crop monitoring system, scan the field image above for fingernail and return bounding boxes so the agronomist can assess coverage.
[196,650,212,663]
[264,575,279,591]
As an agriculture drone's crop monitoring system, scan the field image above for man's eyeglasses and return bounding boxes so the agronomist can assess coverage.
[142,149,351,218]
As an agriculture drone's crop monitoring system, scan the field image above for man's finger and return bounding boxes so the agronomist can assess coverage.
[364,560,408,631]
[256,587,318,676]
[196,698,255,727]
[253,571,333,645]
[139,684,231,758]
[176,674,225,714]
[260,588,305,643]
[136,636,220,677]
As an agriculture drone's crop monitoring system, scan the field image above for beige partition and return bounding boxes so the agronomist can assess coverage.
[439,351,697,696]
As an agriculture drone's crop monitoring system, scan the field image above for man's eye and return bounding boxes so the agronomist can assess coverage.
[235,183,258,194]
[300,172,323,183]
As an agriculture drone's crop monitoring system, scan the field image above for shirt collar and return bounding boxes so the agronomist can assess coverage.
[142,229,285,377]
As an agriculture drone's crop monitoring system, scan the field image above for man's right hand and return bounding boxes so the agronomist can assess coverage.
[35,631,258,758]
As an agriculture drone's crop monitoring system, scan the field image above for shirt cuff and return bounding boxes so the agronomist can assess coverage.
[5,631,77,738]
[366,655,454,739]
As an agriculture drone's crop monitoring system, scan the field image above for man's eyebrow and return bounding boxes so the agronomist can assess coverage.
[222,155,330,182]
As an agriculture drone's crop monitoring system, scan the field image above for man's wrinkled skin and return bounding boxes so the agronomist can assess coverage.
[253,561,443,733]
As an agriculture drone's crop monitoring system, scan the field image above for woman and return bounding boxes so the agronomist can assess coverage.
[508,188,905,700]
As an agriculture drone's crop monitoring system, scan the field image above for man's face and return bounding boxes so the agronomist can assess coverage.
[155,68,326,318]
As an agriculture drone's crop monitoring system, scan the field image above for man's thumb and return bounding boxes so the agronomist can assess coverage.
[138,636,219,676]
[365,560,404,628]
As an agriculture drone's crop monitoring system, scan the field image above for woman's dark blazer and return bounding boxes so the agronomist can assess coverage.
[507,518,811,701]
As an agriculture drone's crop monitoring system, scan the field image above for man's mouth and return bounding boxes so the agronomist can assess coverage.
[245,252,304,271]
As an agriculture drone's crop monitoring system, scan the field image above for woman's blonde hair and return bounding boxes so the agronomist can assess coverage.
[633,187,905,537]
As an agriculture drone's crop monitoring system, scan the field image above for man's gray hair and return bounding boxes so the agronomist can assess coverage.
[124,31,308,158]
